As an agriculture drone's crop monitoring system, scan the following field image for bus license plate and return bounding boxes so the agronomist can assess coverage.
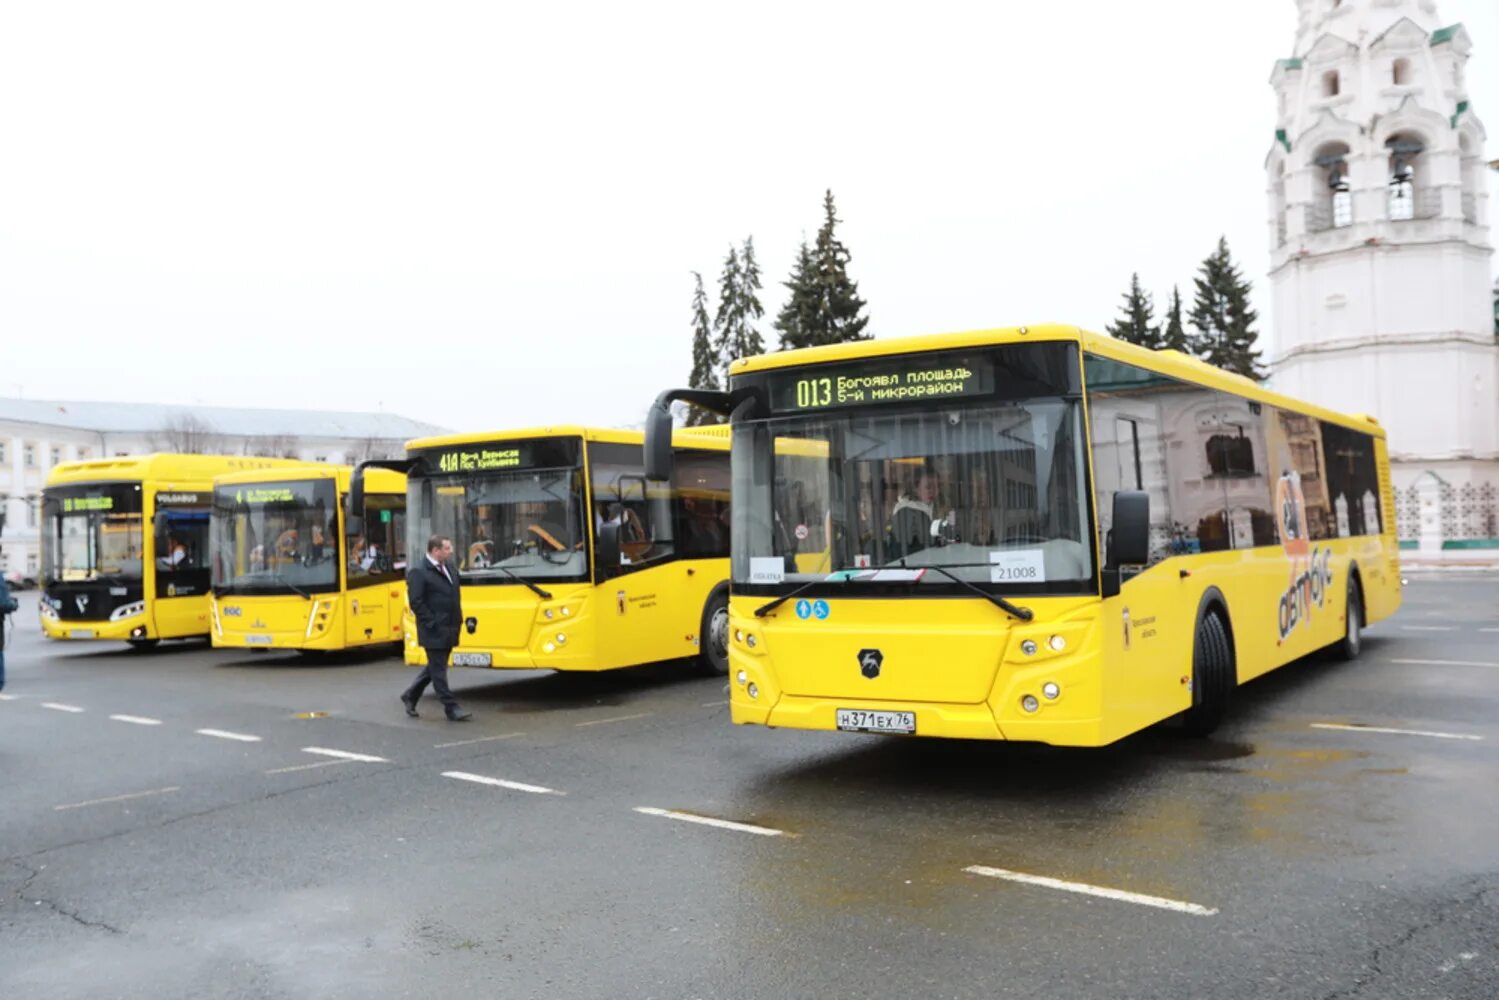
[69,629,95,639]
[244,635,275,645]
[836,709,916,734]
[451,652,492,667]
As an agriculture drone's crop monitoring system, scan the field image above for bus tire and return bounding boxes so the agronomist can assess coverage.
[126,639,160,651]
[1334,576,1364,662]
[695,584,730,677]
[1182,611,1233,737]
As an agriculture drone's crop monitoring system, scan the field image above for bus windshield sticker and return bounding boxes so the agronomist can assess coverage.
[749,557,785,585]
[990,550,1046,584]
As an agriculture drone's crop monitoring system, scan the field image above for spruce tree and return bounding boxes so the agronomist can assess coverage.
[779,190,870,349]
[712,238,766,388]
[1104,273,1160,349]
[685,271,720,426]
[774,239,817,350]
[1188,237,1265,380]
[1160,285,1189,353]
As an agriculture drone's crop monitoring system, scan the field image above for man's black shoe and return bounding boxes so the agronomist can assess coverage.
[401,695,419,718]
[446,709,473,722]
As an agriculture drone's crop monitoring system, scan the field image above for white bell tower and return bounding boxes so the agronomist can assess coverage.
[1267,0,1498,548]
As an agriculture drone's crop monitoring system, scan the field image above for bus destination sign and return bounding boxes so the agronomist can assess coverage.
[237,487,297,505]
[769,355,994,413]
[432,444,530,474]
[62,496,114,513]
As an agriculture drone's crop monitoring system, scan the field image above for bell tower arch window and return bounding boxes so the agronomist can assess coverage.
[1385,133,1430,221]
[1311,142,1353,231]
[1321,70,1340,97]
[1391,58,1412,86]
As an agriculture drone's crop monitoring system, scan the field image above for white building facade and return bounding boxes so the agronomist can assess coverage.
[0,399,443,581]
[1266,0,1497,549]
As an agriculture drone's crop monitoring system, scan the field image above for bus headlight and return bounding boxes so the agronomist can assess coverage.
[746,634,758,649]
[1021,695,1039,713]
[1042,682,1061,701]
[736,670,747,685]
[555,633,567,644]
[544,609,554,619]
[1020,639,1038,656]
[747,683,759,699]
[110,602,146,621]
[1048,635,1067,652]
[40,601,59,621]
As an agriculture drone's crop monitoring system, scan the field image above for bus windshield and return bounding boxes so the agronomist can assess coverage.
[40,483,146,584]
[211,479,341,595]
[731,398,1095,596]
[412,465,588,583]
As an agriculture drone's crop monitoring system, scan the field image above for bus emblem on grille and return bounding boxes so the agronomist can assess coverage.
[858,648,883,679]
[75,595,89,614]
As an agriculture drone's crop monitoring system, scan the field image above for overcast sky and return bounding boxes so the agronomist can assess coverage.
[2,1,1496,436]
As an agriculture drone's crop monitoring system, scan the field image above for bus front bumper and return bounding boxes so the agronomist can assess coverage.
[41,612,152,642]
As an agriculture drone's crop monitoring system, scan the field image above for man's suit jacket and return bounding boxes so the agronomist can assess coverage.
[407,557,462,650]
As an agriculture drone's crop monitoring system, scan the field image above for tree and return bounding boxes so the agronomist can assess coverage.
[1160,285,1189,353]
[774,239,817,350]
[684,271,721,426]
[1188,237,1265,380]
[246,434,301,459]
[1105,273,1160,349]
[712,238,765,388]
[152,413,224,454]
[784,189,870,349]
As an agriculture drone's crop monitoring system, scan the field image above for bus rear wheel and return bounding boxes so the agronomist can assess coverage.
[127,639,160,651]
[1334,577,1364,661]
[1182,612,1233,737]
[695,585,730,677]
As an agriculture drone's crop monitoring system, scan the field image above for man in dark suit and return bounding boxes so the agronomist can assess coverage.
[400,534,472,721]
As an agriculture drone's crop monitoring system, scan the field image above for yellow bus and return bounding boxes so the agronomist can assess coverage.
[39,454,306,649]
[358,425,731,674]
[208,465,409,653]
[643,324,1401,745]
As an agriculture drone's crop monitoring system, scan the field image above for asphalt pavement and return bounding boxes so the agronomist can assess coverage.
[1,575,1496,1000]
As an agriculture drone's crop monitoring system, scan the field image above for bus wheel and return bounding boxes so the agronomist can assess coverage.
[1182,612,1233,737]
[1334,577,1364,661]
[127,639,160,651]
[695,585,730,677]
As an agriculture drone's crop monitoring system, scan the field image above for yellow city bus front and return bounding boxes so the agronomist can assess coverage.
[209,465,409,652]
[402,426,731,673]
[704,324,1400,747]
[38,454,306,648]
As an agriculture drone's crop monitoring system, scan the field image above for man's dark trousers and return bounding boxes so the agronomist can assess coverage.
[404,647,459,713]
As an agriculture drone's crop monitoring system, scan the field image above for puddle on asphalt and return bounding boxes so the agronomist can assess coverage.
[293,711,330,719]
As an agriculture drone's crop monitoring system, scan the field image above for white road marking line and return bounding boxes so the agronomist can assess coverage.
[442,771,564,795]
[1389,658,1499,669]
[0,693,19,701]
[265,759,354,775]
[41,702,84,713]
[574,712,652,728]
[1312,723,1483,742]
[701,700,729,708]
[54,786,181,811]
[633,806,786,837]
[109,714,162,726]
[196,728,262,742]
[433,732,524,749]
[964,865,1217,917]
[300,747,388,763]
[1401,625,1458,632]
[1479,628,1499,633]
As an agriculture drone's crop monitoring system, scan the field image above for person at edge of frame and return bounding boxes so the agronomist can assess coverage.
[0,546,17,692]
[400,534,472,722]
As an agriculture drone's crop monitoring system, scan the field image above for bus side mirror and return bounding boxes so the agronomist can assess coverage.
[1103,491,1149,598]
[597,522,621,576]
[345,514,364,538]
[644,397,674,483]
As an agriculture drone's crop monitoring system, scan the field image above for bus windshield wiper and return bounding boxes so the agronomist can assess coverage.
[272,575,314,601]
[491,563,552,600]
[755,574,839,618]
[905,562,1035,622]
